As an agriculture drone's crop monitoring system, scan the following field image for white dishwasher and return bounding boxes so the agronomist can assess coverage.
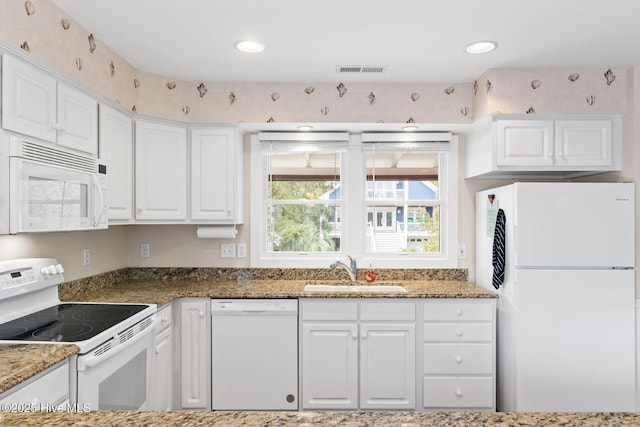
[211,299,298,410]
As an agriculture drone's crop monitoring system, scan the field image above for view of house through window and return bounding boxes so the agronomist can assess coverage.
[364,151,440,253]
[255,134,454,265]
[265,148,343,253]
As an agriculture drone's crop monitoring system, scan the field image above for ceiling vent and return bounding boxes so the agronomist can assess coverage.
[336,65,387,74]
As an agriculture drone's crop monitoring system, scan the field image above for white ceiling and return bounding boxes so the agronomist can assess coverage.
[52,0,640,84]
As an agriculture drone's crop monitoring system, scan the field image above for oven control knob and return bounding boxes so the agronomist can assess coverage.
[55,264,64,274]
[41,267,51,276]
[47,265,58,275]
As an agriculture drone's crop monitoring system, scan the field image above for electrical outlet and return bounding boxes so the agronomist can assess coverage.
[237,243,247,258]
[140,243,150,258]
[83,248,91,266]
[458,244,467,259]
[221,243,236,258]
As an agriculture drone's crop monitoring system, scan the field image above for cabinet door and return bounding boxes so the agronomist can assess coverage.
[190,127,239,222]
[1,54,57,142]
[151,326,172,410]
[0,361,69,406]
[496,120,554,167]
[100,105,133,220]
[179,300,209,409]
[135,121,187,220]
[360,323,416,410]
[57,83,98,156]
[301,323,358,409]
[555,120,612,167]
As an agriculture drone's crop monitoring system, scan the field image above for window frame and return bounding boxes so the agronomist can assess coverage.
[250,133,458,268]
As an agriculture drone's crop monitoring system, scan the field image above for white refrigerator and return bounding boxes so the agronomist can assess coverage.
[476,182,635,412]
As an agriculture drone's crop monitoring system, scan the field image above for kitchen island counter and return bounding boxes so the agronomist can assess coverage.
[62,278,497,306]
[1,409,639,426]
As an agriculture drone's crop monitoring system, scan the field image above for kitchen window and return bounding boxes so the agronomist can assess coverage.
[250,132,458,268]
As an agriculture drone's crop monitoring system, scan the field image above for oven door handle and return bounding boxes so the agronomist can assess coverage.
[78,317,160,371]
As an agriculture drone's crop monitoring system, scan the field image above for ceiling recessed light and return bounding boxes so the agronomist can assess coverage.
[464,40,498,55]
[234,40,266,53]
[297,125,314,131]
[402,125,418,131]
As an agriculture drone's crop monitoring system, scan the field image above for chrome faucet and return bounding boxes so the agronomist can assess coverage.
[330,256,357,282]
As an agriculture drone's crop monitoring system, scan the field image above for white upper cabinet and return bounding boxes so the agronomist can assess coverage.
[496,120,554,167]
[190,127,242,223]
[2,54,57,142]
[2,54,98,156]
[56,83,99,156]
[554,119,612,167]
[135,120,187,221]
[133,123,242,224]
[100,105,133,221]
[465,115,620,179]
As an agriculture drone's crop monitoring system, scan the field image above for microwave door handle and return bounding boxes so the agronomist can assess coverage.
[92,174,104,227]
[77,317,160,371]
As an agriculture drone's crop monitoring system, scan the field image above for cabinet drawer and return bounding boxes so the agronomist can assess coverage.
[423,377,493,409]
[156,304,172,332]
[423,323,492,342]
[302,301,358,321]
[361,302,415,321]
[423,302,493,322]
[0,362,69,406]
[423,343,493,375]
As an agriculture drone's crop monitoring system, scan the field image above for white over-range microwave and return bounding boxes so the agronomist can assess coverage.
[0,133,108,234]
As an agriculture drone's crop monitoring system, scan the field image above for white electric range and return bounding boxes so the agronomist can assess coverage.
[0,258,158,410]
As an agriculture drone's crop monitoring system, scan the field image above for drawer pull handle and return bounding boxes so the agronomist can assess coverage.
[455,356,463,364]
[456,309,463,317]
[455,330,463,337]
[455,389,463,398]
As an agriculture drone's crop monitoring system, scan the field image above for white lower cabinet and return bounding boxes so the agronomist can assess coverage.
[0,360,71,409]
[360,323,416,409]
[300,299,416,410]
[422,299,496,411]
[150,304,173,411]
[175,298,210,410]
[301,322,359,409]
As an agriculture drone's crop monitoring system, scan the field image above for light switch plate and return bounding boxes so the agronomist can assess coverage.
[221,243,236,258]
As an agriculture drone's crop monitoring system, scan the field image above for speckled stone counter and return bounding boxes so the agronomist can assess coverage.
[57,266,493,305]
[1,410,639,426]
[0,344,79,395]
[58,266,474,302]
[61,279,496,306]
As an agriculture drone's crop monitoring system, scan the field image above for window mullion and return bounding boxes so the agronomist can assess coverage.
[342,134,363,257]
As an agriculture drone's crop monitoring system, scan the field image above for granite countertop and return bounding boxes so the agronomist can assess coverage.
[1,410,639,426]
[1,271,494,401]
[63,279,497,306]
[0,344,79,395]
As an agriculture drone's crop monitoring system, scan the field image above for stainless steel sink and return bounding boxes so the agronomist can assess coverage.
[304,284,408,293]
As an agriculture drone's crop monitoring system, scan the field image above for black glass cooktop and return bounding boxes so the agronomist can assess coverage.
[0,303,148,342]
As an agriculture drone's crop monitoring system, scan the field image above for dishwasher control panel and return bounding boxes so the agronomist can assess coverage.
[211,299,298,315]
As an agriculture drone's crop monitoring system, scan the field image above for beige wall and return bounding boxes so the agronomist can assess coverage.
[0,227,127,281]
[0,0,636,283]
